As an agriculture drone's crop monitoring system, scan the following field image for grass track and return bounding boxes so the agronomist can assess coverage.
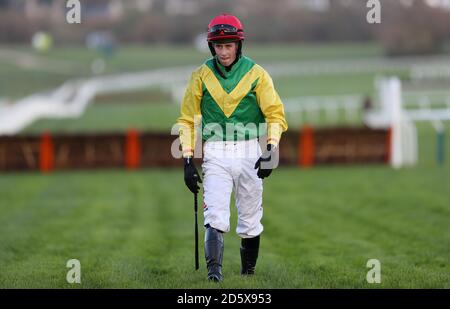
[0,146,448,288]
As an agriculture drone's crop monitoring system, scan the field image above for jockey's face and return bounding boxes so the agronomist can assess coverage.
[213,42,238,67]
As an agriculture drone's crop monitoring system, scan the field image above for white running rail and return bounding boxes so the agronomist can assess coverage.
[0,66,195,135]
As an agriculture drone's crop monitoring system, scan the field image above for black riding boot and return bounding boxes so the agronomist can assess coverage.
[205,226,224,282]
[240,235,260,275]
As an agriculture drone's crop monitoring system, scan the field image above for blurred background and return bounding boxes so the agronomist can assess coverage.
[0,0,449,135]
[0,0,448,288]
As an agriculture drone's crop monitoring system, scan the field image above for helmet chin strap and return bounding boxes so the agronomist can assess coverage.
[213,56,227,79]
[208,42,216,56]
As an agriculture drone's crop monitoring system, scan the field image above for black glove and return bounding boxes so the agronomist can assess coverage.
[254,144,276,179]
[184,157,202,194]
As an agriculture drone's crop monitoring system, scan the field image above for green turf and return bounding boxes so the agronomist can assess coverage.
[0,124,449,288]
[0,168,448,288]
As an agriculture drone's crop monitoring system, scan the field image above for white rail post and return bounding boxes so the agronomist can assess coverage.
[382,77,403,168]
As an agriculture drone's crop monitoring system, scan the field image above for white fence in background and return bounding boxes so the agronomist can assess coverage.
[364,78,417,168]
[365,77,450,168]
[283,95,363,127]
[0,66,195,135]
[0,63,449,169]
[402,90,450,121]
[2,54,450,135]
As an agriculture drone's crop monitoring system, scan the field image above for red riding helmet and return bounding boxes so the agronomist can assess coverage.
[207,14,245,59]
[207,13,245,42]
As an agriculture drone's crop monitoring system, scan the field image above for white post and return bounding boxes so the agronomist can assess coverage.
[386,77,403,168]
[381,77,418,168]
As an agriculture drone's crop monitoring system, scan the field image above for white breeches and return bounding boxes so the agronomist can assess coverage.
[202,139,263,238]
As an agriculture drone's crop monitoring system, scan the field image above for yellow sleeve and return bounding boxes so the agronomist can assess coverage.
[254,68,288,147]
[176,68,203,157]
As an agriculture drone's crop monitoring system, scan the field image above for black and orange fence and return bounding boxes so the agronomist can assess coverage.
[0,127,391,173]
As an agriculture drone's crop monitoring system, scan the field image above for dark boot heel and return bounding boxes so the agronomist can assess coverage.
[240,235,260,275]
[205,226,224,282]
